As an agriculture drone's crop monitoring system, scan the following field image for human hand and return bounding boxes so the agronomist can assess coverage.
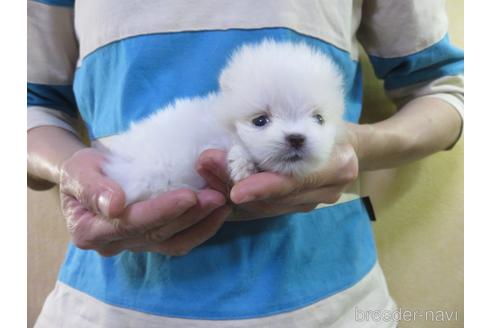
[196,138,359,220]
[59,148,231,256]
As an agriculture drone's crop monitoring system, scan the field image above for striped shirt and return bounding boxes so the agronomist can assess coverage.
[28,1,464,327]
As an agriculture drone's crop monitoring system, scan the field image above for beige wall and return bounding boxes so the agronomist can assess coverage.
[27,187,69,327]
[27,2,464,327]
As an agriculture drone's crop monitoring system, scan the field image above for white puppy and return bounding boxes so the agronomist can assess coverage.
[101,40,345,205]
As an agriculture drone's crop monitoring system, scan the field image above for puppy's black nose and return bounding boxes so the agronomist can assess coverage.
[286,134,305,149]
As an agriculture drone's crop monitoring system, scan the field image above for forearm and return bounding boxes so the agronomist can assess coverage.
[27,126,87,189]
[351,97,463,171]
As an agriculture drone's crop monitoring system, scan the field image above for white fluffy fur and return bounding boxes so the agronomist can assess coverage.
[102,40,345,205]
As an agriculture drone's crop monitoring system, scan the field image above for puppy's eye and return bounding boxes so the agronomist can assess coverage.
[252,115,270,127]
[313,114,324,125]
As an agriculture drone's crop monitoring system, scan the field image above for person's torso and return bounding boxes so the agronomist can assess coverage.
[53,1,394,325]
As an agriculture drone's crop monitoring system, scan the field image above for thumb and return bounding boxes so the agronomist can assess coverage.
[60,165,126,218]
[196,149,230,182]
[230,172,297,204]
[196,149,230,194]
[88,175,126,218]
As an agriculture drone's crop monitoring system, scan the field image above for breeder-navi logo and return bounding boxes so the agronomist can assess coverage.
[355,307,459,323]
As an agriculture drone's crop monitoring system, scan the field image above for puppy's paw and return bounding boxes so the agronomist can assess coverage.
[227,145,257,184]
[228,158,257,184]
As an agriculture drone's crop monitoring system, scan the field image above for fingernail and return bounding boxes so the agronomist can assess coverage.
[97,190,112,217]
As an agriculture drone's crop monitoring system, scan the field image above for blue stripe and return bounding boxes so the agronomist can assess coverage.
[58,199,377,319]
[73,28,362,140]
[369,34,464,90]
[31,0,74,7]
[27,83,78,118]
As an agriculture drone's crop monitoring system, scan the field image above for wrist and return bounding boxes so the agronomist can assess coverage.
[345,122,403,171]
[345,122,372,171]
[28,126,87,187]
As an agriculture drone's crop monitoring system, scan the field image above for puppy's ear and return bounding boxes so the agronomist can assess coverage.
[219,67,232,92]
[219,43,253,92]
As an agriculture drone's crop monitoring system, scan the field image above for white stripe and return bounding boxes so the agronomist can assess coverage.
[35,262,396,328]
[74,0,362,62]
[27,106,79,136]
[28,1,78,84]
[358,0,448,58]
[427,93,464,119]
[386,75,464,119]
[386,74,464,150]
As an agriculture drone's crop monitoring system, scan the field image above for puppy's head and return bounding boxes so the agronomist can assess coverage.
[218,40,345,177]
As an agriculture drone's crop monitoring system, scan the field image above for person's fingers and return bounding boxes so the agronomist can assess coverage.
[230,172,298,204]
[144,189,226,242]
[119,189,200,233]
[102,189,226,253]
[152,205,231,256]
[229,143,359,205]
[82,173,127,218]
[98,204,231,257]
[59,150,126,218]
[196,149,230,184]
[229,170,348,206]
[196,165,229,195]
[62,194,126,249]
[119,189,225,247]
[270,185,345,206]
[301,143,359,190]
[68,189,199,248]
[301,168,357,192]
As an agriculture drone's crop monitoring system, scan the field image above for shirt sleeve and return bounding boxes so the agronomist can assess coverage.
[357,0,464,148]
[27,0,79,135]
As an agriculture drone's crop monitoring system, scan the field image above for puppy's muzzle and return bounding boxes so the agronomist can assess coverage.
[286,134,305,150]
